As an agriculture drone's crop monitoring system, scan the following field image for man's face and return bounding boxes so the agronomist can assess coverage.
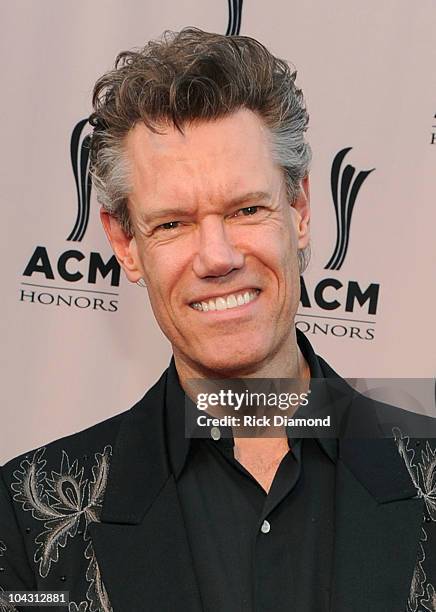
[103,109,310,375]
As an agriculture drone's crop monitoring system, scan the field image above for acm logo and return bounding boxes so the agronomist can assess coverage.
[19,120,120,312]
[325,147,375,271]
[297,148,380,341]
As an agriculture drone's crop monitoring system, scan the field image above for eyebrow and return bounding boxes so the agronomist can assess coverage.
[140,191,272,224]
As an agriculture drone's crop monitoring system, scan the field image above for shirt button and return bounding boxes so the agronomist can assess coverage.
[211,426,221,441]
[261,520,271,534]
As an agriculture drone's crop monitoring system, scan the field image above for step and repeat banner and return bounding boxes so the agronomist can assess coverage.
[1,0,435,462]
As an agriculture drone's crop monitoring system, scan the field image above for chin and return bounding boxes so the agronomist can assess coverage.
[195,342,270,377]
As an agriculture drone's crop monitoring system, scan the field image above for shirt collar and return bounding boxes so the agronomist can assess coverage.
[164,329,338,479]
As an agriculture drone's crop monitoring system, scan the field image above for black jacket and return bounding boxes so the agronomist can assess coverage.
[1,349,435,612]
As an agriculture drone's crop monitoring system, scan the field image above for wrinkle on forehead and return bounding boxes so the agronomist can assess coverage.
[125,108,281,213]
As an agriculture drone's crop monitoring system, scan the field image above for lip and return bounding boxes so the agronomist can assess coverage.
[188,287,261,306]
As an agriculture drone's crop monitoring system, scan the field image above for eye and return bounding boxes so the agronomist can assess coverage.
[156,221,180,231]
[241,206,259,216]
[231,206,260,217]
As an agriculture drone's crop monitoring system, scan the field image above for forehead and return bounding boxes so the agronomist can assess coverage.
[124,109,278,208]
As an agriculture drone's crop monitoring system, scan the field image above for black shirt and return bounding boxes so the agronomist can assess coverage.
[164,331,337,612]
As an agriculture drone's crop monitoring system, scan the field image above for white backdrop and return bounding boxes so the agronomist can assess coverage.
[1,0,435,463]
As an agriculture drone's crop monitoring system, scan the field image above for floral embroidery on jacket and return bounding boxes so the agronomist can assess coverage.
[10,446,113,612]
[0,592,17,612]
[394,429,436,612]
[0,542,18,612]
[68,603,89,612]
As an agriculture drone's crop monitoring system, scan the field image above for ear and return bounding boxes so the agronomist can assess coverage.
[100,208,143,283]
[291,175,310,249]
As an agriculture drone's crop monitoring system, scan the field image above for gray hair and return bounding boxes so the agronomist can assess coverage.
[90,27,312,272]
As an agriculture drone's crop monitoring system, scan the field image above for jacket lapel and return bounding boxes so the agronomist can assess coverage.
[88,369,203,612]
[330,406,424,612]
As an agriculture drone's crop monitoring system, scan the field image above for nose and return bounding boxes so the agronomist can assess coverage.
[192,217,244,278]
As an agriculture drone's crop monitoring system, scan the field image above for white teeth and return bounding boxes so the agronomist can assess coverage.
[191,289,260,312]
[227,295,237,308]
[216,297,227,311]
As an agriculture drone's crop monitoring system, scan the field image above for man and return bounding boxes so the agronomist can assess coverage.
[1,28,435,612]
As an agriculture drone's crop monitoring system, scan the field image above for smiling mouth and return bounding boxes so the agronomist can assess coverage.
[190,289,261,312]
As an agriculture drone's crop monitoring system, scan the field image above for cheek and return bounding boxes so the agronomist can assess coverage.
[250,223,297,274]
[141,243,191,302]
[255,228,300,305]
[275,219,300,273]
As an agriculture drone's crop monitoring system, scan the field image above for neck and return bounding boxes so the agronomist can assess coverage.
[174,329,311,493]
